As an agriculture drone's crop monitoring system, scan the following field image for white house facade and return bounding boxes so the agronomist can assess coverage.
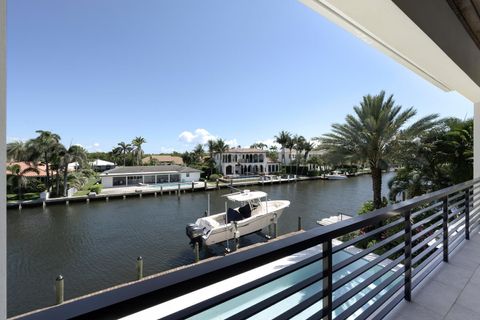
[214,148,280,176]
[100,165,202,188]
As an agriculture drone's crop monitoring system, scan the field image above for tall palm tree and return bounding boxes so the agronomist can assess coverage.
[274,130,291,165]
[132,137,146,165]
[322,91,438,209]
[192,144,205,164]
[26,130,61,192]
[206,139,216,160]
[117,142,133,166]
[7,164,39,200]
[294,135,306,175]
[214,139,229,171]
[60,145,88,196]
[285,136,295,165]
[7,141,27,161]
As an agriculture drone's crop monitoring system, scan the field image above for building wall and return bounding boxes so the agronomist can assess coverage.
[475,102,480,178]
[102,176,113,188]
[181,172,201,182]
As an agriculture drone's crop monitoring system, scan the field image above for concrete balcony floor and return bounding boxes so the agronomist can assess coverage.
[386,231,480,320]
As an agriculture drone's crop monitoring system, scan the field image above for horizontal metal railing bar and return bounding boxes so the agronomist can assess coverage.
[447,192,465,202]
[371,289,404,320]
[225,272,326,320]
[449,231,466,254]
[305,307,329,320]
[412,238,443,267]
[272,290,325,320]
[412,219,443,242]
[335,267,404,320]
[356,281,404,320]
[412,228,443,254]
[448,207,465,220]
[332,218,404,254]
[17,178,480,320]
[449,215,465,232]
[411,202,442,219]
[469,204,480,217]
[333,242,404,292]
[166,251,326,319]
[412,253,443,289]
[333,230,405,272]
[332,253,404,309]
[469,213,480,229]
[411,209,443,230]
[448,200,466,212]
[471,219,480,234]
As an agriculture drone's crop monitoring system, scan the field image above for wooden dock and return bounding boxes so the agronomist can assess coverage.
[317,213,352,226]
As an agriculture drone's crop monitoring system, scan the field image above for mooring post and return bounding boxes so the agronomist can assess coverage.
[106,196,109,202]
[192,182,195,192]
[43,201,46,209]
[86,198,90,203]
[55,275,64,304]
[194,242,200,263]
[18,203,22,210]
[123,195,126,200]
[160,186,163,196]
[234,222,240,251]
[216,179,219,190]
[298,216,302,231]
[204,179,207,190]
[273,213,278,238]
[139,193,142,198]
[66,200,69,206]
[178,184,181,199]
[136,256,143,280]
[154,192,157,197]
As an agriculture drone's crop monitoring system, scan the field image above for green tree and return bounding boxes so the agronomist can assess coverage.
[132,137,147,165]
[274,130,291,165]
[60,145,88,196]
[7,141,27,161]
[214,138,229,171]
[321,91,438,209]
[26,130,61,192]
[7,164,40,200]
[116,142,133,166]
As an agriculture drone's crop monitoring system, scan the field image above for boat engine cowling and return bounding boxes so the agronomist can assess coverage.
[186,223,203,247]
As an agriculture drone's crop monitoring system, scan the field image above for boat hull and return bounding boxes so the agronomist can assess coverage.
[197,200,290,247]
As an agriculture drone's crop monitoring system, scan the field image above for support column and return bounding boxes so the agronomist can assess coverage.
[475,102,480,178]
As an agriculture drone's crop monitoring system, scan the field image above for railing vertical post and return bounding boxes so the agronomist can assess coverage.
[404,210,412,302]
[322,240,332,320]
[465,188,470,240]
[443,196,449,262]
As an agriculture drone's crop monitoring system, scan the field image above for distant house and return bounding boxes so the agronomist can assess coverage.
[142,155,183,166]
[89,159,116,172]
[213,148,280,176]
[100,165,202,188]
[6,162,55,180]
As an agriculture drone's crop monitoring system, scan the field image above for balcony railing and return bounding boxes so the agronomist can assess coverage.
[16,178,480,320]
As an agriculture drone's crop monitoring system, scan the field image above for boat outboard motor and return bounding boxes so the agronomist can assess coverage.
[186,223,203,248]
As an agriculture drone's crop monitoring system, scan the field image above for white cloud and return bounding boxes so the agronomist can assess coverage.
[254,138,280,148]
[225,139,238,148]
[178,128,217,144]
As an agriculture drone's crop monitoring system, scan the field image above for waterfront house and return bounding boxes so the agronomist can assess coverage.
[89,159,116,172]
[6,162,55,180]
[141,155,183,166]
[214,148,280,176]
[100,165,201,188]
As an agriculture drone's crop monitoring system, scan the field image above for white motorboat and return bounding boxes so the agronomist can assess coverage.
[186,190,290,247]
[324,171,348,180]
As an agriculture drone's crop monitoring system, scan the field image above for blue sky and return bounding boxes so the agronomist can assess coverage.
[7,0,473,153]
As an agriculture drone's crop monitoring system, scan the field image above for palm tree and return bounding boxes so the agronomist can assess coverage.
[192,144,205,164]
[206,139,216,160]
[293,135,306,175]
[117,142,133,166]
[7,164,39,200]
[285,136,295,165]
[60,145,88,196]
[26,130,61,192]
[274,130,291,165]
[7,141,27,161]
[322,91,438,209]
[132,137,147,165]
[214,139,229,171]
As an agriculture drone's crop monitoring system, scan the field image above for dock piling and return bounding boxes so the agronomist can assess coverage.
[43,201,46,209]
[178,184,181,199]
[86,198,90,204]
[204,180,207,190]
[160,186,163,196]
[273,213,278,238]
[298,216,302,231]
[18,204,22,210]
[192,182,195,192]
[106,197,109,202]
[194,242,200,263]
[216,179,219,190]
[66,200,69,206]
[136,256,143,280]
[55,275,64,304]
[123,195,126,200]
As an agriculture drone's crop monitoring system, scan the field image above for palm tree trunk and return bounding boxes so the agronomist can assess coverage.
[17,179,22,201]
[371,166,383,209]
[45,152,50,191]
[63,167,69,197]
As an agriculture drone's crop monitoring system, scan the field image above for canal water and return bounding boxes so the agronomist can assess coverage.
[7,173,394,317]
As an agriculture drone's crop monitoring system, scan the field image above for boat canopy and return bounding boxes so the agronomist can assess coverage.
[226,190,267,202]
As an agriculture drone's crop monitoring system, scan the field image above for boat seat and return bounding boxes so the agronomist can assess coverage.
[227,208,243,222]
[238,204,251,218]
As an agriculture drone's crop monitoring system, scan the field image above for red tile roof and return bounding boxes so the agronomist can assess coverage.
[6,162,56,177]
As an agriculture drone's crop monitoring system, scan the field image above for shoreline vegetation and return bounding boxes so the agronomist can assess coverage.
[7,92,473,213]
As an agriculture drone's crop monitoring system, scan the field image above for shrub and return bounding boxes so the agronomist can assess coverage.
[208,174,222,182]
[89,184,103,194]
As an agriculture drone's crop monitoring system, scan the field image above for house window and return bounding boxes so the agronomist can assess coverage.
[186,173,190,177]
[113,177,126,186]
[170,174,180,182]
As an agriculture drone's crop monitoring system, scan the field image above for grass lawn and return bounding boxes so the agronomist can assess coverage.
[74,177,100,196]
[7,193,40,202]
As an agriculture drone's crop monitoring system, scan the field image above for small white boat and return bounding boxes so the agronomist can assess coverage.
[324,171,348,180]
[186,190,290,247]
